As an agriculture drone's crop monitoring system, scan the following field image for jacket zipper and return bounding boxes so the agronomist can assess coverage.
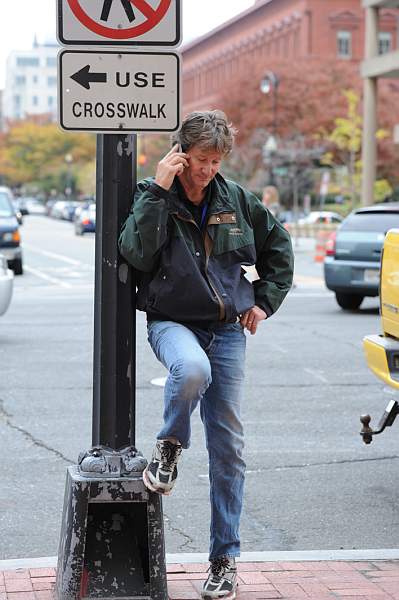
[173,211,226,321]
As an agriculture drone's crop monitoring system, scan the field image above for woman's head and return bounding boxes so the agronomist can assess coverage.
[172,110,237,156]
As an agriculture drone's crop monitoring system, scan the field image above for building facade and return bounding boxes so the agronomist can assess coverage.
[2,40,58,125]
[362,0,399,205]
[181,0,398,114]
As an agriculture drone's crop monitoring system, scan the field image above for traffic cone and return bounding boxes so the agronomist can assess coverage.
[314,230,329,262]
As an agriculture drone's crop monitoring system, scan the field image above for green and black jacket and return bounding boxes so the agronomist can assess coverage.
[119,173,294,325]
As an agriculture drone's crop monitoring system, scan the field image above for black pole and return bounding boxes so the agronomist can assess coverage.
[92,133,137,449]
[273,87,278,138]
[56,133,168,599]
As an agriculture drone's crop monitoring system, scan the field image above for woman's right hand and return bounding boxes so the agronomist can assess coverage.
[154,144,189,190]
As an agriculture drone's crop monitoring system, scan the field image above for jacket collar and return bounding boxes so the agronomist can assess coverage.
[168,172,235,218]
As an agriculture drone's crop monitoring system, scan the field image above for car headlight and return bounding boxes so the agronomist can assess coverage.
[3,230,20,243]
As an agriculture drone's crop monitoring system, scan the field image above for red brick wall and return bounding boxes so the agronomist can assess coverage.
[181,0,398,115]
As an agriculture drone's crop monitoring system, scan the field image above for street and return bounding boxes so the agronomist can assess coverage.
[1,214,398,560]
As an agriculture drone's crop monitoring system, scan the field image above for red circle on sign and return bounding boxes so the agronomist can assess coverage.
[67,0,172,39]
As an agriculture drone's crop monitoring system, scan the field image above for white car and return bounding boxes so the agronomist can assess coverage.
[0,254,13,316]
[298,211,343,225]
[25,197,46,215]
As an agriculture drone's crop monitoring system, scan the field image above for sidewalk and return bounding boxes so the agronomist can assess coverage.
[2,554,399,600]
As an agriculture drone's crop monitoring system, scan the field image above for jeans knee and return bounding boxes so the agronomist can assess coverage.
[171,358,211,395]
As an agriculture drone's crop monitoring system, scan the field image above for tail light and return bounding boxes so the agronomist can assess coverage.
[82,218,91,225]
[12,230,21,243]
[325,231,336,257]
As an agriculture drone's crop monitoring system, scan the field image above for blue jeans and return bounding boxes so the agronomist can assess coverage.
[147,320,247,560]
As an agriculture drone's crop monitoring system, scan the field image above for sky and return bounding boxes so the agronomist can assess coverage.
[0,0,255,89]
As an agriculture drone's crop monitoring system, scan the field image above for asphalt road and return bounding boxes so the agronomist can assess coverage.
[1,215,398,560]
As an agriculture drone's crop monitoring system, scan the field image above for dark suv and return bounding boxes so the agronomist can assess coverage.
[324,203,399,310]
[0,190,23,275]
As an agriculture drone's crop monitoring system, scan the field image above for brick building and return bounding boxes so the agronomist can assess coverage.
[181,0,398,114]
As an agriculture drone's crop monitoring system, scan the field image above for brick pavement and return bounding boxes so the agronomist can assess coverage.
[1,560,399,600]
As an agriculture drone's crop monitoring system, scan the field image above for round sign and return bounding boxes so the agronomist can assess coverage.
[67,0,172,39]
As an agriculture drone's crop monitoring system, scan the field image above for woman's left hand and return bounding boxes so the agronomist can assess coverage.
[240,305,267,335]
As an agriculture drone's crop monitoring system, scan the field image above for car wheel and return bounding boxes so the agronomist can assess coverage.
[335,292,364,310]
[12,258,23,276]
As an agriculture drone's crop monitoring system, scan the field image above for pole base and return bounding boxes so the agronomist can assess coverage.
[55,466,167,600]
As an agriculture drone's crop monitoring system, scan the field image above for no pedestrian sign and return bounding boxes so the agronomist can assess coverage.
[58,50,181,132]
[57,0,181,46]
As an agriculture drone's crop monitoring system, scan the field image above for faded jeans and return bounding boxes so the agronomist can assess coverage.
[147,320,247,560]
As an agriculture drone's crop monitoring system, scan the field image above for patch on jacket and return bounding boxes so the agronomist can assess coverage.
[229,227,243,236]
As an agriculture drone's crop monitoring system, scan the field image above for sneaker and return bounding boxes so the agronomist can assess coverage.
[142,439,182,495]
[202,557,237,599]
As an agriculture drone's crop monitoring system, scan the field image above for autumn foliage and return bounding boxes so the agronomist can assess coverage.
[217,56,399,187]
[0,119,96,195]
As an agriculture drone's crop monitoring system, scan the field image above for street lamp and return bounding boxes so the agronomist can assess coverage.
[260,70,280,140]
[260,71,280,186]
[65,153,73,198]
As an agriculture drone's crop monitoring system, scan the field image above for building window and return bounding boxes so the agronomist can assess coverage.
[15,75,26,85]
[48,96,55,107]
[379,32,392,54]
[33,75,39,84]
[16,56,39,67]
[32,96,38,106]
[14,95,21,107]
[48,76,57,86]
[337,30,352,58]
[46,57,57,67]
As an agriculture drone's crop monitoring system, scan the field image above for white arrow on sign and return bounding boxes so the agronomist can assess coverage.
[57,0,181,47]
[58,50,181,133]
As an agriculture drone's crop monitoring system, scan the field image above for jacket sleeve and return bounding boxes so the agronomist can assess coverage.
[247,193,294,317]
[118,179,170,272]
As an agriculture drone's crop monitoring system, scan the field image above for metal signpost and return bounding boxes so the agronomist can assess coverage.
[55,2,181,599]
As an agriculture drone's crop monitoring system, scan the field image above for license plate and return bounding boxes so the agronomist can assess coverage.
[364,269,379,283]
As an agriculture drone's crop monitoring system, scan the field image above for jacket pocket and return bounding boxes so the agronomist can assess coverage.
[210,215,256,260]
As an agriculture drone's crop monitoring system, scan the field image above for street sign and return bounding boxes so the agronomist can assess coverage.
[57,0,181,47]
[58,50,181,132]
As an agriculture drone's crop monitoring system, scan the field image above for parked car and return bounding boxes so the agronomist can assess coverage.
[0,253,13,316]
[50,200,69,219]
[62,201,80,221]
[13,196,29,215]
[24,197,46,215]
[0,190,23,275]
[74,203,96,235]
[324,202,399,310]
[298,211,343,225]
[45,198,57,216]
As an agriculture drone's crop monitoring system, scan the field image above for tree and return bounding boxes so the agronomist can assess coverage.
[214,56,399,196]
[0,119,96,196]
[320,90,392,207]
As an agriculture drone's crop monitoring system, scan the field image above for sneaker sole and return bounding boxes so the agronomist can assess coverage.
[201,583,237,600]
[142,468,172,496]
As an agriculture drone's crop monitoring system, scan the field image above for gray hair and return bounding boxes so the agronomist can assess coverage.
[172,110,237,155]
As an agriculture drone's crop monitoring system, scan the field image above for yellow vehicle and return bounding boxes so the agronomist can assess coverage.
[361,229,399,443]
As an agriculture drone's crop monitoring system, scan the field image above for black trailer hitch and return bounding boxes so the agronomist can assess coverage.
[360,399,399,444]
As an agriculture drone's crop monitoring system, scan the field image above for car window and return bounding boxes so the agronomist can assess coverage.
[341,211,399,232]
[0,192,14,217]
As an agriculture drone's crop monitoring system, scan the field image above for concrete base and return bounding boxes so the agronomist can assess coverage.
[55,466,167,600]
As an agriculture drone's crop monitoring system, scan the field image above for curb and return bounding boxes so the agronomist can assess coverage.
[2,549,399,571]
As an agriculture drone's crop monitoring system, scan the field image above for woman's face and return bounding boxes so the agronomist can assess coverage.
[180,145,223,192]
